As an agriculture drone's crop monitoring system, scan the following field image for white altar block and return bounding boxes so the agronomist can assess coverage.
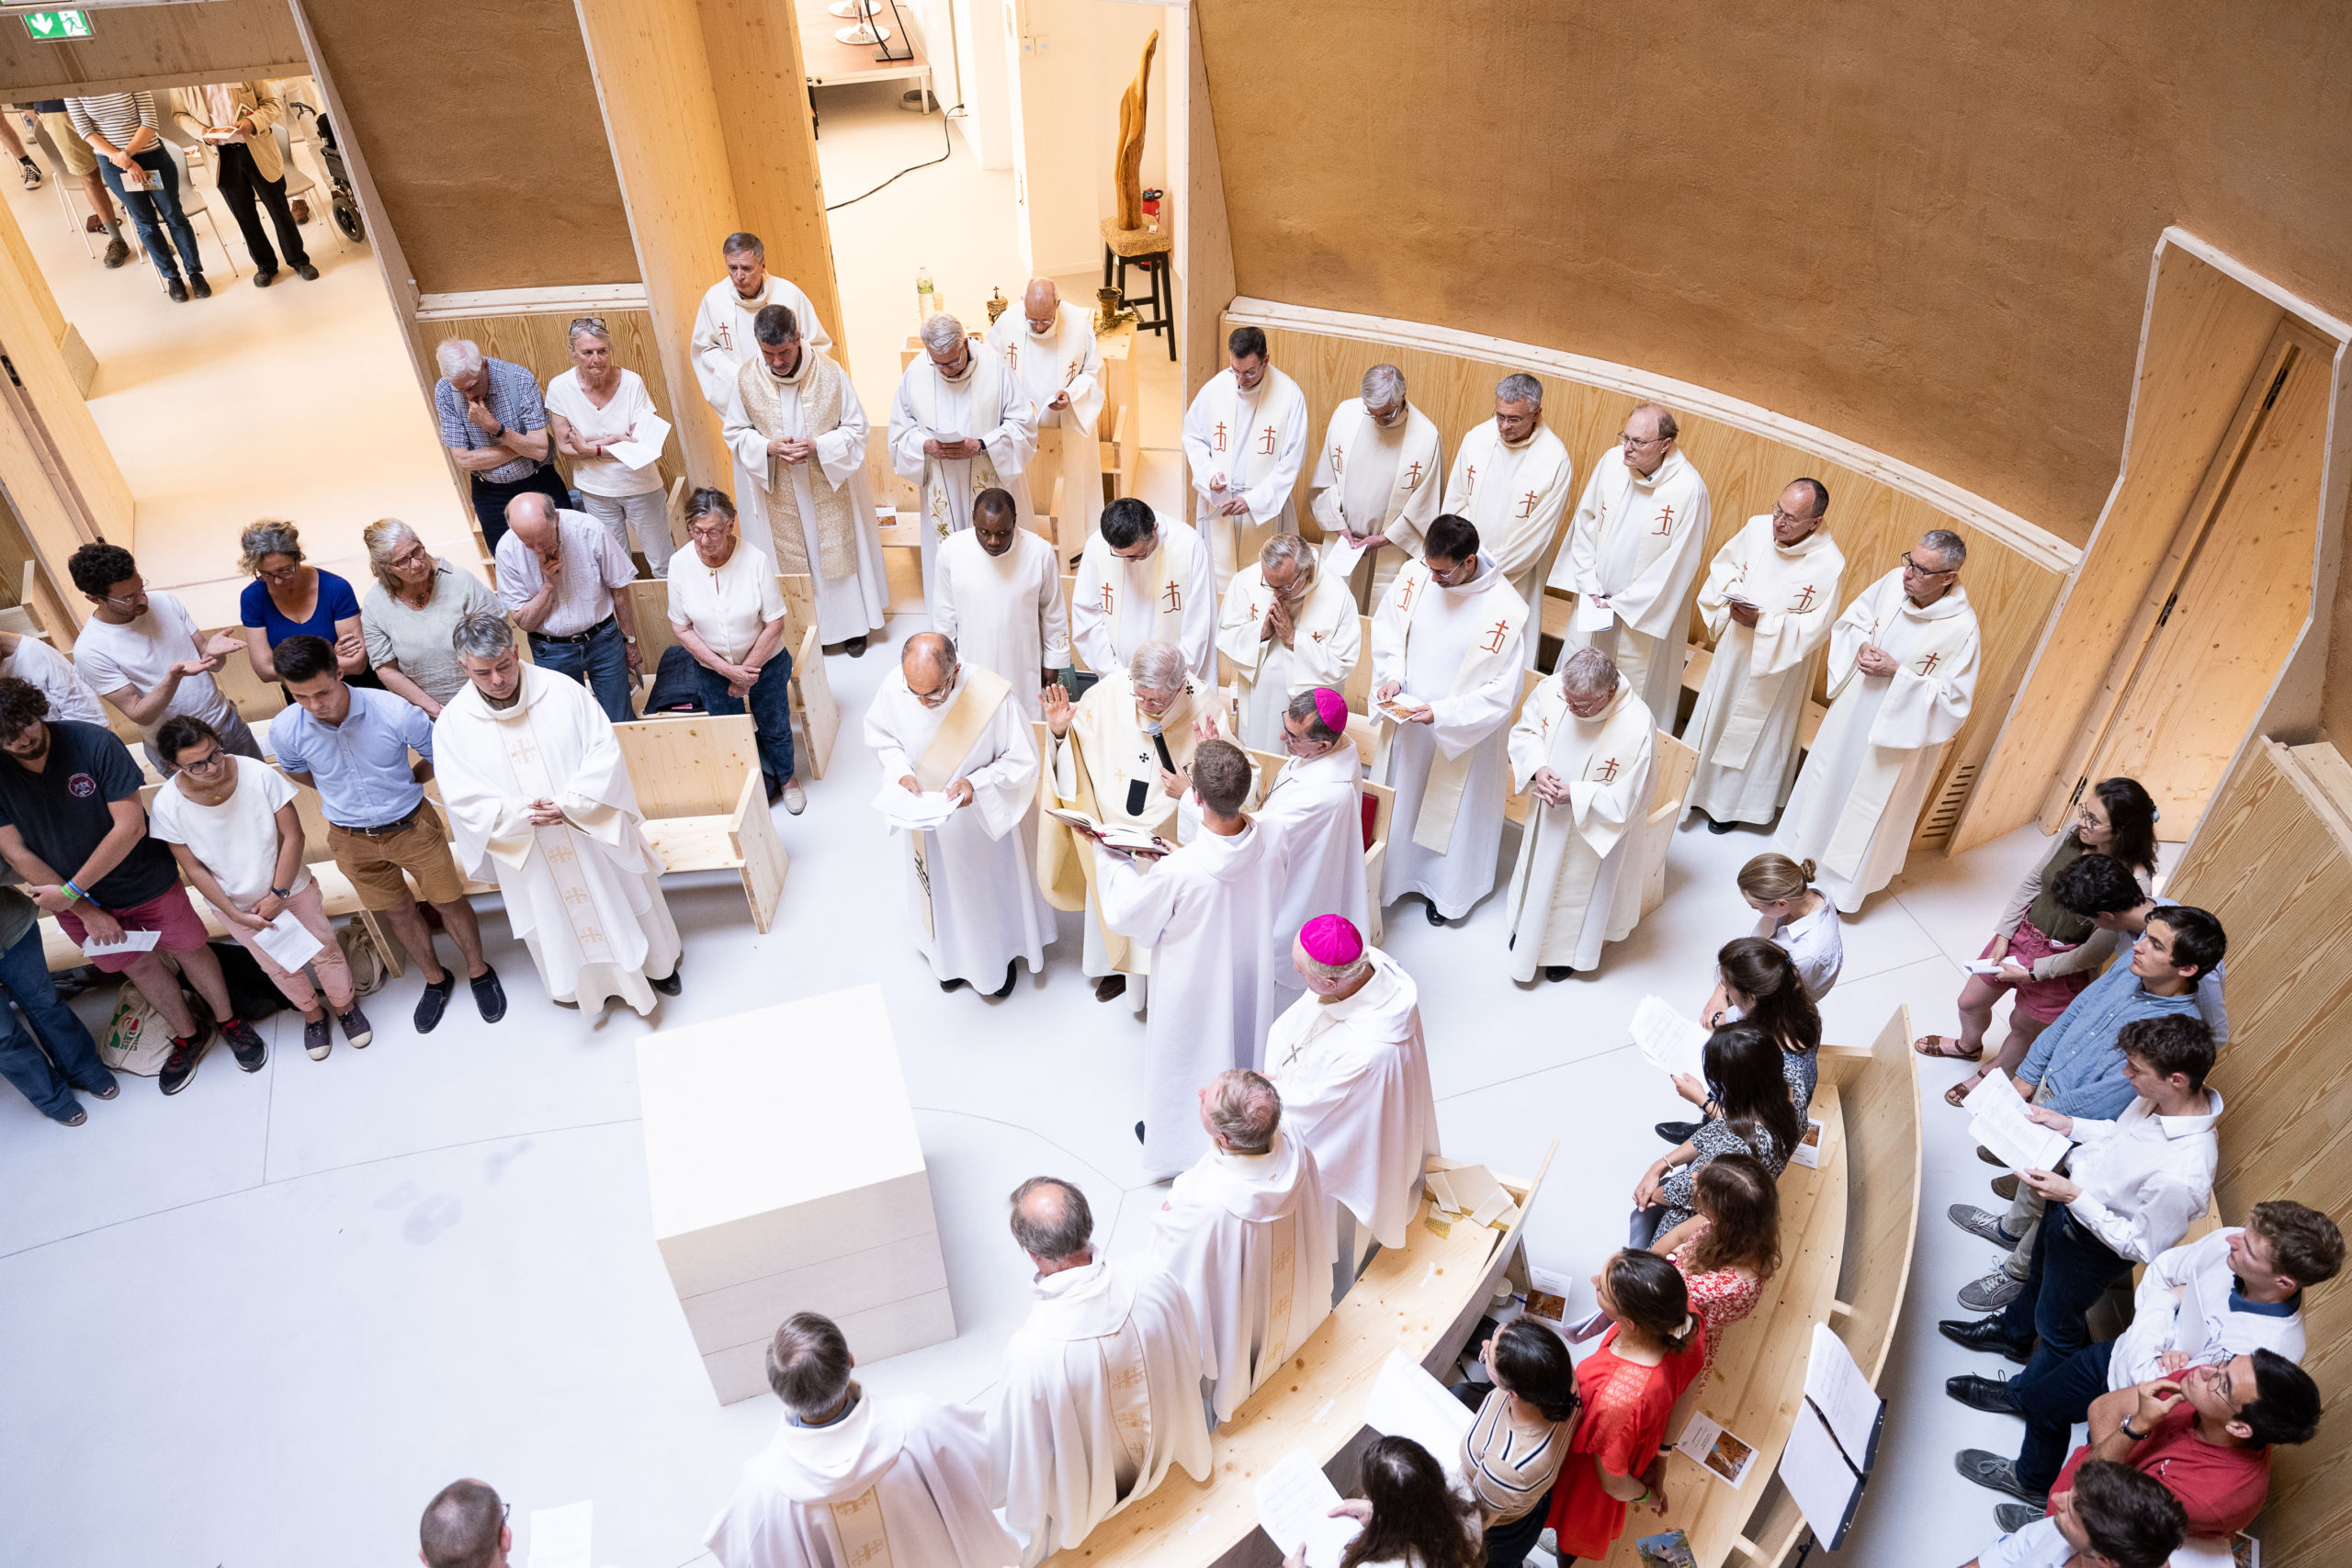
[638,984,956,1404]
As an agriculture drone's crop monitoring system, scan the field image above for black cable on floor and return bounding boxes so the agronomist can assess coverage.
[825,103,956,213]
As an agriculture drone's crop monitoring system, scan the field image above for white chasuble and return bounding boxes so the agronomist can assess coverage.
[1069,522,1216,682]
[1775,571,1980,912]
[1257,743,1370,986]
[987,1258,1212,1565]
[1215,562,1363,750]
[930,528,1069,720]
[987,302,1105,552]
[434,666,682,1016]
[690,274,832,414]
[1684,517,1847,827]
[1501,677,1654,977]
[1553,446,1715,718]
[1442,418,1574,637]
[863,665,1052,987]
[1094,820,1287,1180]
[1182,366,1309,585]
[1148,1129,1337,1425]
[889,345,1039,590]
[1308,398,1444,604]
[1262,947,1440,1249]
[1370,559,1529,919]
[719,351,888,645]
[705,1395,1018,1568]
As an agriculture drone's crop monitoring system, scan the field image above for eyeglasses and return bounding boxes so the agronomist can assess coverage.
[1901,552,1955,578]
[1770,507,1817,527]
[910,672,958,707]
[1428,558,1476,586]
[178,750,230,773]
[1619,432,1667,448]
[688,523,734,540]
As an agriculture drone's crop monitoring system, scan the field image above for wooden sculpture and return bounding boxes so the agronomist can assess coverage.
[1114,29,1159,231]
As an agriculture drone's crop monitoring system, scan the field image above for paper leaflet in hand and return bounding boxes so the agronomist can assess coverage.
[1522,1265,1575,1329]
[1964,957,2007,975]
[1675,1411,1758,1487]
[1962,1070,2072,1175]
[81,928,162,957]
[1363,1349,1476,1480]
[1323,532,1372,581]
[602,413,672,471]
[249,908,325,971]
[1254,1450,1362,1568]
[1573,593,1615,634]
[1042,805,1167,859]
[872,784,958,831]
[526,1499,593,1568]
[1630,996,1710,1078]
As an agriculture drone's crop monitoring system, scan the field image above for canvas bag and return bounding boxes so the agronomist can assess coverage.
[336,919,388,997]
[98,954,185,1077]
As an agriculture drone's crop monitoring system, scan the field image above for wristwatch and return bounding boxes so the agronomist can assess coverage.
[269,886,294,900]
[622,634,639,644]
[490,421,507,440]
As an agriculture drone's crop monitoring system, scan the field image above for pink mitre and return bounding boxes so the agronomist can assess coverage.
[1311,686,1348,736]
[1299,913,1364,966]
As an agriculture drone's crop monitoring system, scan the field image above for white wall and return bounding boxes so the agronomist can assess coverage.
[899,0,1013,169]
[1005,0,1171,285]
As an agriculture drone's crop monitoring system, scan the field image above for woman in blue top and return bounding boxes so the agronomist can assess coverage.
[237,519,378,687]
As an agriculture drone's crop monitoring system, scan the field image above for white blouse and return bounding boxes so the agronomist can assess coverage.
[1772,899,1843,1000]
[545,367,663,497]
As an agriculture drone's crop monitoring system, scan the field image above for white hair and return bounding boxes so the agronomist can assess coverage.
[1260,532,1317,581]
[566,315,611,351]
[920,313,967,355]
[435,338,485,379]
[450,610,514,661]
[1560,646,1616,700]
[1496,372,1543,408]
[1919,528,1967,570]
[1130,641,1187,694]
[1361,363,1406,408]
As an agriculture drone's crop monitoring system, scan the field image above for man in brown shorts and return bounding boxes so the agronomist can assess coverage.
[267,635,505,1032]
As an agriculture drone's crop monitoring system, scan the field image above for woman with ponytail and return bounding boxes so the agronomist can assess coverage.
[1545,1251,1705,1562]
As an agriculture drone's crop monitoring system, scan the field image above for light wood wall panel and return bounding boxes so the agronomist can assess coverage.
[1180,7,1235,406]
[2167,739,2352,1562]
[0,0,305,99]
[1243,312,2065,848]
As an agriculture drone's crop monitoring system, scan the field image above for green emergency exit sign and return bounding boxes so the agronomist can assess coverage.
[21,11,95,41]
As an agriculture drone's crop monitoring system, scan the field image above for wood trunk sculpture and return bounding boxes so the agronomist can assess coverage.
[1114,29,1159,231]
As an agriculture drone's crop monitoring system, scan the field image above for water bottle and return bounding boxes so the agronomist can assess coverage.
[915,266,936,321]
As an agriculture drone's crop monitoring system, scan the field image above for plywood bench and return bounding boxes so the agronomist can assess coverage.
[620,574,841,782]
[615,716,789,935]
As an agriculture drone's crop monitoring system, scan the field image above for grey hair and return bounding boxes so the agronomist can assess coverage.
[1632,401,1679,442]
[1205,1068,1281,1154]
[1130,640,1187,694]
[434,337,484,379]
[1362,363,1406,408]
[1260,532,1317,581]
[1300,942,1374,990]
[722,231,764,260]
[237,519,304,577]
[567,315,610,351]
[1008,1176,1093,1261]
[1560,645,1617,700]
[450,609,515,661]
[920,312,967,355]
[1919,528,1967,570]
[419,1480,504,1568]
[361,518,424,596]
[1496,372,1544,408]
[764,1312,853,1417]
[1286,688,1340,744]
[903,630,958,674]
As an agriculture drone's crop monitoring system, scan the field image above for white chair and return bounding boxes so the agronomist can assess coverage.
[153,140,237,283]
[272,124,340,254]
[155,110,210,175]
[27,117,118,261]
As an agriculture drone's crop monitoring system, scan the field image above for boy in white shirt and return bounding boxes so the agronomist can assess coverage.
[1959,1457,2183,1568]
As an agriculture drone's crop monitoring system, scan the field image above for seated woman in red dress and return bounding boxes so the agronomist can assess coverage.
[1547,1250,1708,1562]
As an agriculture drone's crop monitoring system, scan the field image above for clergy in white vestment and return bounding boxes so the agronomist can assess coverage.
[932,488,1069,720]
[1441,372,1574,644]
[1216,533,1362,750]
[1775,531,1982,913]
[706,1312,1018,1568]
[1257,688,1370,992]
[890,311,1039,591]
[721,303,888,653]
[864,633,1052,999]
[1182,324,1310,585]
[1038,642,1241,1007]
[1307,363,1445,608]
[1263,915,1439,1259]
[1093,740,1287,1180]
[1371,515,1531,925]
[434,612,683,1015]
[1552,401,1715,718]
[1147,1069,1337,1426]
[690,232,834,412]
[1683,480,1847,831]
[1070,498,1216,682]
[1501,649,1655,982]
[987,1177,1212,1564]
[986,279,1105,556]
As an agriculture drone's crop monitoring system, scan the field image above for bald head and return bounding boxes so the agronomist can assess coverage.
[420,1478,507,1568]
[1008,1175,1093,1266]
[503,492,560,550]
[1022,279,1060,334]
[903,631,957,682]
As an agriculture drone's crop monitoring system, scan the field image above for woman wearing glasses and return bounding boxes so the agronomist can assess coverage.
[356,518,501,719]
[546,314,673,577]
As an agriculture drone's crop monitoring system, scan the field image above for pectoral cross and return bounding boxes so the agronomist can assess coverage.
[1258,423,1277,456]
[1653,503,1677,536]
[1005,343,1018,371]
[1479,619,1508,653]
[1212,420,1228,454]
[1464,463,1477,497]
[1597,756,1620,783]
[1516,488,1539,519]
[717,322,732,352]
[1917,651,1942,674]
[1405,458,1424,485]
[1792,584,1817,612]
[1100,581,1114,611]
[1162,581,1182,612]
[1395,577,1418,612]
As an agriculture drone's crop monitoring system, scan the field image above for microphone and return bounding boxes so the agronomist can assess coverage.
[1144,717,1177,774]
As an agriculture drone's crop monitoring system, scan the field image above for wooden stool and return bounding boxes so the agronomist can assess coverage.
[1101,218,1175,361]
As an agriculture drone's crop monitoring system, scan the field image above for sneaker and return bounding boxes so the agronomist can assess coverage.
[101,234,130,268]
[469,964,508,1021]
[159,1032,210,1094]
[413,971,457,1032]
[188,273,211,299]
[222,1017,266,1071]
[1990,1173,2021,1201]
[295,262,319,281]
[19,160,40,189]
[303,1015,332,1061]
[1994,1503,2041,1533]
[781,783,807,816]
[1977,1145,2007,1168]
[1959,1267,2029,1314]
[338,1004,374,1048]
[1953,1450,2048,1508]
[1949,1204,2019,1247]
[166,276,189,302]
[253,268,277,288]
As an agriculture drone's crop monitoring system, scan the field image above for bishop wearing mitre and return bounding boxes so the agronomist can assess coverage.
[1258,689,1369,996]
[1148,1069,1337,1427]
[865,633,1052,1000]
[721,302,888,655]
[706,1312,1017,1568]
[987,1177,1211,1565]
[691,231,833,419]
[1683,479,1847,832]
[1071,498,1215,682]
[1442,372,1574,637]
[1501,648,1655,983]
[891,312,1038,589]
[1776,531,1980,912]
[1093,740,1285,1181]
[1182,325,1309,584]
[435,612,683,1014]
[1215,533,1361,750]
[932,489,1069,721]
[986,280,1104,554]
[1307,363,1445,605]
[1264,915,1439,1271]
[1553,400,1714,718]
[1038,640,1238,1007]
[1371,515,1531,927]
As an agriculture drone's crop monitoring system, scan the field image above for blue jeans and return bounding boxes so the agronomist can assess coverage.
[0,921,113,1120]
[2013,1337,2116,1495]
[98,148,202,282]
[529,618,636,724]
[691,652,795,788]
[1996,1209,2133,1390]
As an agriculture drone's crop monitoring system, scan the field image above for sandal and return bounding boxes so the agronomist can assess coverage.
[1914,1034,1984,1062]
[1945,1068,1988,1109]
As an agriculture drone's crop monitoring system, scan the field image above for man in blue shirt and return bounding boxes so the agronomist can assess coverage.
[268,635,504,1032]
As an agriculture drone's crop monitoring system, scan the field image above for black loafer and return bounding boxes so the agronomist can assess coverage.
[844,636,868,657]
[1655,1120,1702,1143]
[1134,1121,1146,1144]
[650,965,682,998]
[413,972,457,1033]
[1093,975,1125,1002]
[986,962,1017,1000]
[1544,965,1575,981]
[1947,1372,2021,1414]
[1424,899,1447,926]
[252,268,276,288]
[1705,816,1739,834]
[295,262,319,281]
[939,976,968,993]
[1938,1316,2034,1363]
[471,964,509,1019]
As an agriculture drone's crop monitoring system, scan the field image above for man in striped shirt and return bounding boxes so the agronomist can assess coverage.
[65,92,208,299]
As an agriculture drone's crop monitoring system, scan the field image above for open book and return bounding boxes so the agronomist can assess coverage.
[1043,805,1169,859]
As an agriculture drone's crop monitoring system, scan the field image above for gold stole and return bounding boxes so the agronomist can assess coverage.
[828,1487,895,1568]
[497,706,616,965]
[1822,591,1975,878]
[908,356,1004,540]
[1259,1210,1300,1389]
[1038,679,1209,974]
[1713,533,1837,772]
[1095,1316,1154,1489]
[1384,563,1528,854]
[903,668,1011,936]
[735,351,856,580]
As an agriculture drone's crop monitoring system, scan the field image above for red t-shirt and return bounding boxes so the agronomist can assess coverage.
[2050,1402,2270,1537]
[1546,1323,1708,1560]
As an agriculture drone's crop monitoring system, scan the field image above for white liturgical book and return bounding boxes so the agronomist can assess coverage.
[1255,1450,1361,1568]
[1573,593,1615,633]
[1042,805,1169,858]
[1363,1350,1476,1479]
